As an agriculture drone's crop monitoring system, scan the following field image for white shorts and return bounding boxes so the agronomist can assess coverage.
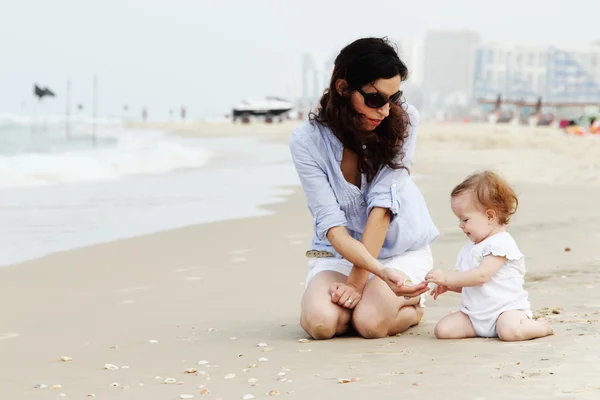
[305,245,433,307]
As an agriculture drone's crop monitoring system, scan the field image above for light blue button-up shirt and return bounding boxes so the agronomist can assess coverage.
[289,104,439,259]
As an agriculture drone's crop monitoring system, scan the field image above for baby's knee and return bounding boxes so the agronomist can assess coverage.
[497,325,525,342]
[434,321,453,339]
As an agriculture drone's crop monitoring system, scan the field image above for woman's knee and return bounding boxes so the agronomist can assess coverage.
[352,304,391,339]
[301,307,348,340]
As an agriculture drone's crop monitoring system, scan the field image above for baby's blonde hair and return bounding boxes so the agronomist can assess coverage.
[451,170,518,225]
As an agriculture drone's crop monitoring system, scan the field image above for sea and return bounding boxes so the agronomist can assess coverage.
[0,113,299,267]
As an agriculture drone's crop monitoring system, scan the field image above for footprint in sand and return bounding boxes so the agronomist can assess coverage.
[0,332,20,340]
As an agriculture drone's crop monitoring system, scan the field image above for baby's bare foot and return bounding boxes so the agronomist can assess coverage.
[535,317,554,336]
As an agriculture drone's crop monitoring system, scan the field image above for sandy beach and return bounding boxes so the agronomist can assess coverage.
[2,121,600,399]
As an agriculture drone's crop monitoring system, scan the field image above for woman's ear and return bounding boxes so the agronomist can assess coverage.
[335,79,348,96]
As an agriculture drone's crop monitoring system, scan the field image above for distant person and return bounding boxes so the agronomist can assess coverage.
[289,37,439,340]
[142,107,148,122]
[180,105,187,120]
[426,170,553,341]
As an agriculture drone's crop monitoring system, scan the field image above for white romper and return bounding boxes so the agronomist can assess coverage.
[456,232,532,337]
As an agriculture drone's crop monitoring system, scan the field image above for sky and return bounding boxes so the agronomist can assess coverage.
[1,0,599,121]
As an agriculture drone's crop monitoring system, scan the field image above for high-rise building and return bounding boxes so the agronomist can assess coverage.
[473,43,600,103]
[422,30,481,113]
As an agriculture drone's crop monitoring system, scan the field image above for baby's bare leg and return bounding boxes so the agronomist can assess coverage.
[434,311,477,339]
[496,310,554,342]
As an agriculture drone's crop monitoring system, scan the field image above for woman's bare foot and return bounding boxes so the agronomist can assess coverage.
[535,317,554,336]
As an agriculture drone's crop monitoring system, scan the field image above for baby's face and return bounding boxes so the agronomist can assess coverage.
[451,192,494,244]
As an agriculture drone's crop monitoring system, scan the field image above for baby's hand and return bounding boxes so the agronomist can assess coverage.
[425,269,446,285]
[429,284,449,300]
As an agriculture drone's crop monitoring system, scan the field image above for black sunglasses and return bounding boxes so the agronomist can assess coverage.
[355,87,403,109]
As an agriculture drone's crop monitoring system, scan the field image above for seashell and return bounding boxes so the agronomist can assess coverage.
[247,378,258,384]
[164,378,177,384]
[208,328,217,332]
[298,338,310,343]
[59,394,66,397]
[154,376,162,380]
[180,395,195,399]
[337,378,351,383]
[256,342,268,347]
[242,395,255,400]
[237,353,244,357]
[258,357,268,362]
[197,360,210,365]
[185,368,198,374]
[403,279,413,286]
[200,388,209,395]
[276,372,286,377]
[34,384,48,389]
[298,349,312,352]
[267,390,280,396]
[109,382,120,387]
[51,385,62,390]
[224,373,236,379]
[149,340,159,344]
[197,370,210,378]
[248,363,259,368]
[60,356,72,362]
[104,364,119,371]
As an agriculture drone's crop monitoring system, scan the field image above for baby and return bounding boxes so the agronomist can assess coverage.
[425,170,553,341]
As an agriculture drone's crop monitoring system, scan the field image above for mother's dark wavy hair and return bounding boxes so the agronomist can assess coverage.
[310,37,410,182]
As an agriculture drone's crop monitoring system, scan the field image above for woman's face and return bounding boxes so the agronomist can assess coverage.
[349,74,401,131]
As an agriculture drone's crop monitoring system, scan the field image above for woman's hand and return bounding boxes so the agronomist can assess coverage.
[380,268,429,298]
[329,282,363,309]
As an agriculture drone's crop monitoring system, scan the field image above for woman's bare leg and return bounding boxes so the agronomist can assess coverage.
[434,311,477,339]
[351,276,424,339]
[495,310,554,342]
[300,271,352,340]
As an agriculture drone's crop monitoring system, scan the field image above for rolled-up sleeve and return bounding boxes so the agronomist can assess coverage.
[366,104,420,220]
[289,130,347,241]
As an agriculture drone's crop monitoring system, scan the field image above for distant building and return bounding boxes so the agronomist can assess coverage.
[473,43,600,103]
[422,30,481,115]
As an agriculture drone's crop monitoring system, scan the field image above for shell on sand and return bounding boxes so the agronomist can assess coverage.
[164,378,177,384]
[60,356,72,362]
[185,368,198,374]
[242,395,255,400]
[104,364,119,371]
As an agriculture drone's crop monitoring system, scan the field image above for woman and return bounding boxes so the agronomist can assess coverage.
[289,37,439,340]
